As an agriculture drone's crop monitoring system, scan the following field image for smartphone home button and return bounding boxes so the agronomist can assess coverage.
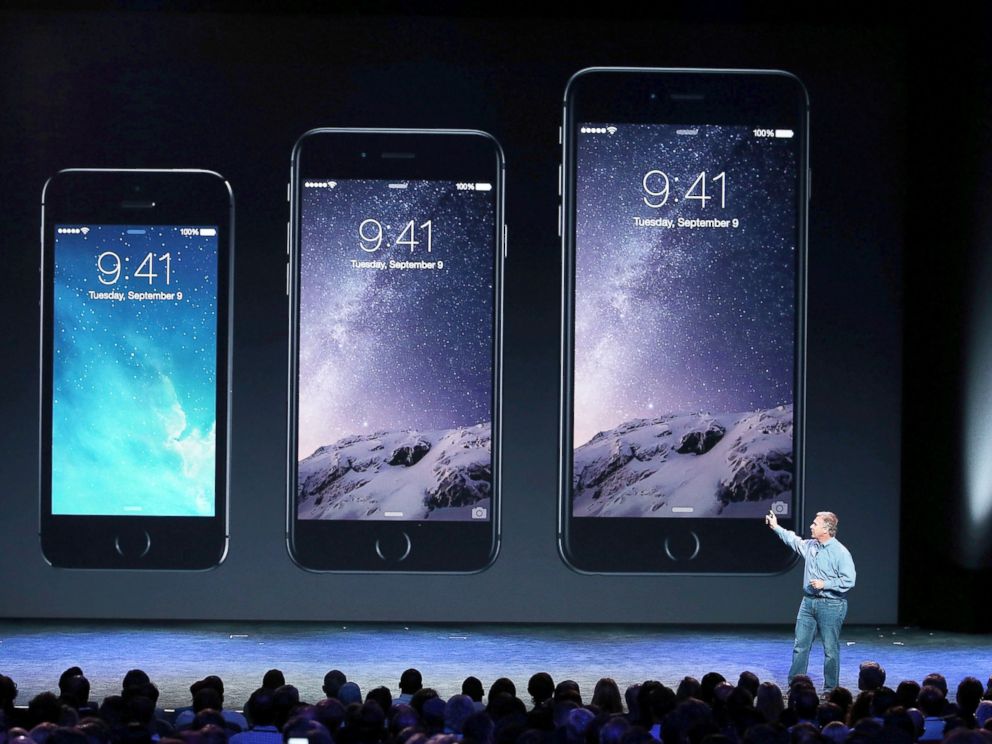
[664,531,700,562]
[114,529,151,559]
[375,532,412,562]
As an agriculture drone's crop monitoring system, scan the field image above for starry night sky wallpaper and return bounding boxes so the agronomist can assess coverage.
[297,180,495,469]
[574,124,797,448]
[52,225,218,517]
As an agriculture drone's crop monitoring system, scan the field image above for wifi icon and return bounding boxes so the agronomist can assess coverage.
[606,126,617,135]
[80,227,90,235]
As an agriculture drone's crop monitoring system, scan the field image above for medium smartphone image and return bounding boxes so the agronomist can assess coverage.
[559,68,808,573]
[287,129,504,572]
[39,169,233,569]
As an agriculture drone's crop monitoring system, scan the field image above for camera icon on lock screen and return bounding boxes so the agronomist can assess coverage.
[471,506,488,519]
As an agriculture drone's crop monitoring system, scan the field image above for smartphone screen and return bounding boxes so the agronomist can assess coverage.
[572,123,798,520]
[560,69,806,573]
[296,178,495,523]
[50,223,219,517]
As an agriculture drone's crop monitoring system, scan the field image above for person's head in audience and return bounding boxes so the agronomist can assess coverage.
[526,674,554,709]
[918,685,946,718]
[387,704,418,737]
[192,724,227,744]
[262,671,285,692]
[29,693,62,728]
[552,701,578,729]
[698,672,726,705]
[564,708,593,744]
[857,661,886,692]
[245,688,276,728]
[826,687,853,716]
[675,677,700,703]
[409,689,439,718]
[820,720,850,744]
[317,671,343,701]
[754,682,783,725]
[881,706,917,744]
[922,673,948,698]
[661,698,718,744]
[121,671,150,696]
[59,676,91,711]
[977,700,992,728]
[30,722,59,744]
[488,680,516,706]
[599,716,629,744]
[787,685,818,723]
[959,676,986,717]
[191,689,222,715]
[366,687,393,717]
[283,717,332,744]
[191,709,224,732]
[895,680,920,710]
[461,710,494,744]
[869,687,897,718]
[399,670,423,698]
[461,677,484,706]
[623,684,641,722]
[847,690,874,725]
[817,701,844,728]
[46,726,91,744]
[277,687,304,729]
[421,697,446,736]
[553,681,580,706]
[58,669,84,697]
[443,695,474,735]
[591,678,622,715]
[736,672,759,701]
[313,697,346,737]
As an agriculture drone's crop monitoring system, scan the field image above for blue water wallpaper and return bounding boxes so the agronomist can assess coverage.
[52,224,218,516]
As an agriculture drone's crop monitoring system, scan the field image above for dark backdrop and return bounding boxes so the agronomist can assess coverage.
[0,9,905,623]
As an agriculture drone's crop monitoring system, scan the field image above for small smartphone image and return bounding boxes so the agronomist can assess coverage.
[559,68,808,573]
[39,169,233,569]
[287,129,504,572]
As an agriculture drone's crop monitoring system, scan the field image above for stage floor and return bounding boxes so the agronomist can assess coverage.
[0,622,986,709]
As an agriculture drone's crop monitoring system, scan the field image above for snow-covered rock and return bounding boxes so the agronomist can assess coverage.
[572,406,793,518]
[298,423,491,520]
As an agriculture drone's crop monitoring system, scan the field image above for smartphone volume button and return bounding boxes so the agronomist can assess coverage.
[286,222,291,256]
[503,224,508,260]
[558,164,562,197]
[285,263,289,297]
[557,204,562,238]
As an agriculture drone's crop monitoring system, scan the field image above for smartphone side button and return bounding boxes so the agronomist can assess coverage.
[286,222,291,256]
[375,532,412,562]
[557,204,562,238]
[503,224,508,260]
[663,531,700,561]
[115,530,151,559]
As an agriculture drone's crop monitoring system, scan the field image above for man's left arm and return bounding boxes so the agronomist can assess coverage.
[823,546,856,592]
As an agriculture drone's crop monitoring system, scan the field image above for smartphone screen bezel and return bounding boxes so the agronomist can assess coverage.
[559,68,809,574]
[288,129,504,573]
[39,169,233,570]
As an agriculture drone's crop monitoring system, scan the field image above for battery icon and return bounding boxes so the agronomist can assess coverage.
[200,228,217,236]
[775,129,795,139]
[475,183,492,191]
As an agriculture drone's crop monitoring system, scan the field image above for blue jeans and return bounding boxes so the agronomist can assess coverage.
[788,596,848,690]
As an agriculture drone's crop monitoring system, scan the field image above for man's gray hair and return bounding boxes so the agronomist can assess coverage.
[817,511,839,536]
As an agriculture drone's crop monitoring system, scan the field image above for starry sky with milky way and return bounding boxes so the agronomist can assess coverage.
[52,225,218,516]
[573,124,797,447]
[298,180,494,460]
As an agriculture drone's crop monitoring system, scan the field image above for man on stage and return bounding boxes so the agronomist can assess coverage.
[766,510,856,693]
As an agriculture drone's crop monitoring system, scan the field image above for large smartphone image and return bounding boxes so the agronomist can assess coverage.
[40,169,233,569]
[288,129,504,572]
[559,68,808,573]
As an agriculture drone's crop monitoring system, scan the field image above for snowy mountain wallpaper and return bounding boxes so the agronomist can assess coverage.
[573,124,797,518]
[51,225,218,517]
[297,179,495,520]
